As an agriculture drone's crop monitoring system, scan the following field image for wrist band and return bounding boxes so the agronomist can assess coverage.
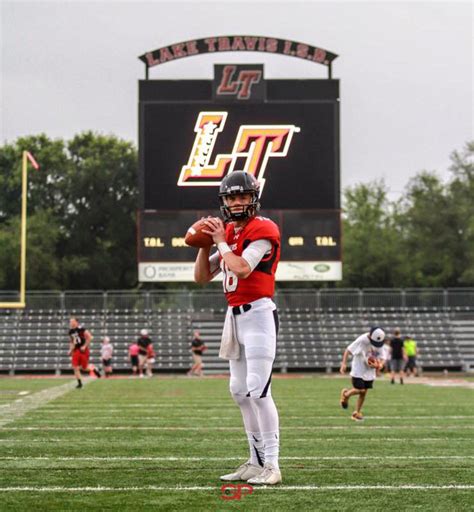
[217,242,232,256]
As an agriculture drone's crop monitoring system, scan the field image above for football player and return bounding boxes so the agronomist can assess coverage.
[68,318,101,388]
[137,329,154,378]
[339,327,387,421]
[194,171,282,485]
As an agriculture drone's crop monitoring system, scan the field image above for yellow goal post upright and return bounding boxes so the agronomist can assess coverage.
[0,151,39,309]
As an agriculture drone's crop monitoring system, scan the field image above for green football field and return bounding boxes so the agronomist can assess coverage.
[0,375,473,511]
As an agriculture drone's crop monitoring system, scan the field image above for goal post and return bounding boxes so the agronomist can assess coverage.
[0,151,37,309]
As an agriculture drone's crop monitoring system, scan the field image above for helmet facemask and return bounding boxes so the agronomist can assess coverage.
[218,172,261,222]
[219,190,260,222]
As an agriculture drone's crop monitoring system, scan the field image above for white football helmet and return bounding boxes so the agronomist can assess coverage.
[140,329,149,337]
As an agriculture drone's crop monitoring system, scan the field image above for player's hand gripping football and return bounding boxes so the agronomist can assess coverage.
[367,356,381,369]
[202,217,226,245]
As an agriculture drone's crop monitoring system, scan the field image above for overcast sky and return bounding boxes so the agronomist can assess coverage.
[1,0,472,199]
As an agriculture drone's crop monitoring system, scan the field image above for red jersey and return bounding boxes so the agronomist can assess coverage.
[221,216,280,306]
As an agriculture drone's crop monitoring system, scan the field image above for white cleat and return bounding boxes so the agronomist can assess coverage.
[220,460,263,481]
[247,462,282,485]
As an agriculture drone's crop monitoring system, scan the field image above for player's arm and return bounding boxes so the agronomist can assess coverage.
[218,245,252,279]
[203,217,272,279]
[376,346,389,369]
[339,349,351,374]
[201,217,252,279]
[402,346,408,361]
[68,339,74,356]
[194,245,211,283]
[82,330,92,351]
[220,239,273,280]
[221,251,252,279]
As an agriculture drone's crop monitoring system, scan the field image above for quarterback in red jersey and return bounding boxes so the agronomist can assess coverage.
[194,171,282,485]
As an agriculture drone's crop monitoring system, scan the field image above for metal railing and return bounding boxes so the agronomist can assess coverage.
[0,288,471,312]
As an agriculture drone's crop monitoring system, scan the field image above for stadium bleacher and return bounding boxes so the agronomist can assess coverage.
[450,312,474,371]
[0,289,472,374]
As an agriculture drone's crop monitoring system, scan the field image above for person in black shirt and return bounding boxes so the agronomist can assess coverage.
[68,317,100,388]
[137,329,154,378]
[187,330,207,377]
[389,328,407,384]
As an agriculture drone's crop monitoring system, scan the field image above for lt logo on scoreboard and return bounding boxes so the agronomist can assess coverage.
[177,111,300,191]
[213,64,264,102]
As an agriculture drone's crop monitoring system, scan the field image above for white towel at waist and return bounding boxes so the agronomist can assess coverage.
[219,307,240,360]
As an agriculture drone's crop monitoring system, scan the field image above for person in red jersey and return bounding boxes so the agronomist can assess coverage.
[68,317,100,388]
[194,171,282,486]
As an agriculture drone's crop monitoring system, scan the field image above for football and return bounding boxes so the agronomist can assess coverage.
[184,219,214,248]
[367,356,380,368]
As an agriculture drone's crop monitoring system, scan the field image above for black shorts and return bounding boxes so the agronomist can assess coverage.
[352,377,374,390]
[102,358,112,367]
[130,355,139,366]
[406,356,417,369]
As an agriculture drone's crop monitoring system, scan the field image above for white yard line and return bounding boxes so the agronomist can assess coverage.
[37,405,238,410]
[0,484,472,492]
[2,425,472,431]
[0,437,468,443]
[0,380,90,427]
[406,378,474,389]
[36,401,470,407]
[1,455,472,461]
[22,414,474,421]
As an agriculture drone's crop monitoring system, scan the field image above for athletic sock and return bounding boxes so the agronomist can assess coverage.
[261,431,279,470]
[247,431,265,467]
[252,396,280,470]
[76,379,82,388]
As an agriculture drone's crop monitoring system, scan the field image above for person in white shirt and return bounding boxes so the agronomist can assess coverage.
[100,336,114,378]
[339,327,387,421]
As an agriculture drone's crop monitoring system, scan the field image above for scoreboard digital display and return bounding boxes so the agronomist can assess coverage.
[138,70,341,281]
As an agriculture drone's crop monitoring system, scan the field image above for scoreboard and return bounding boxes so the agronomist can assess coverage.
[138,66,341,281]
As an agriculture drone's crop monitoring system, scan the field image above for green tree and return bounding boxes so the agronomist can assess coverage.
[445,141,474,285]
[1,134,471,291]
[340,181,401,287]
[0,134,71,222]
[0,210,60,290]
[0,132,138,290]
[60,132,138,289]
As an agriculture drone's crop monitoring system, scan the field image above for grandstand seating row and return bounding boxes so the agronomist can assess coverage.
[0,308,471,373]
